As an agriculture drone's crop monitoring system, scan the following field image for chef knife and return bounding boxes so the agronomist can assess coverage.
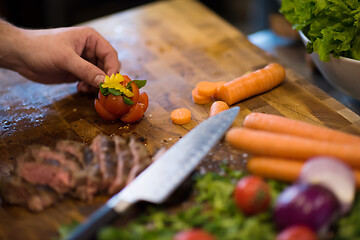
[67,106,239,240]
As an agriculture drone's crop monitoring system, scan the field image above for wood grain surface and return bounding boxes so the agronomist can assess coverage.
[1,0,360,239]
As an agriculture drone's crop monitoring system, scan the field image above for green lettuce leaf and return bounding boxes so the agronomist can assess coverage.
[280,0,360,61]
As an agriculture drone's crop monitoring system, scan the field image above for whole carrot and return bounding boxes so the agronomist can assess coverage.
[247,157,303,183]
[243,112,360,145]
[209,101,229,117]
[217,63,285,105]
[213,81,227,100]
[247,157,360,189]
[225,127,360,168]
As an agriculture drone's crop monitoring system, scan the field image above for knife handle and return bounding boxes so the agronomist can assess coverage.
[67,201,132,240]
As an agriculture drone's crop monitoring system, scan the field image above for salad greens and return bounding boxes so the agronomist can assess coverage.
[97,169,280,240]
[280,0,360,61]
[58,167,360,240]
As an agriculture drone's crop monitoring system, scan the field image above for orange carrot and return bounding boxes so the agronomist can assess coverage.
[209,101,229,117]
[247,157,303,183]
[217,63,285,105]
[247,156,360,189]
[196,81,219,97]
[225,127,360,168]
[243,112,360,145]
[192,87,212,104]
[354,171,360,189]
[171,108,192,125]
[213,81,227,100]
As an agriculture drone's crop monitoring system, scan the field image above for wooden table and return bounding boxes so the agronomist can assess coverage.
[1,0,360,239]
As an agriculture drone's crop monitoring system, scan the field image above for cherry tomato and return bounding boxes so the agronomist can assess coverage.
[120,103,145,123]
[123,75,131,85]
[94,99,118,121]
[276,225,317,240]
[98,91,107,106]
[129,81,140,104]
[174,229,215,240]
[139,92,149,112]
[94,75,148,122]
[234,175,271,215]
[105,94,131,116]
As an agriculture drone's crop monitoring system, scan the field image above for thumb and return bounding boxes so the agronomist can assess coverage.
[65,53,105,87]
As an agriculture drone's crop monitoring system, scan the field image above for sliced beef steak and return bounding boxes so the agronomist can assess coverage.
[108,135,133,195]
[56,140,101,201]
[108,136,152,194]
[0,134,154,211]
[126,137,152,185]
[16,147,74,194]
[0,176,58,212]
[90,135,117,192]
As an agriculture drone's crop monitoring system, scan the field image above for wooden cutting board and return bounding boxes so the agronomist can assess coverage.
[1,0,360,239]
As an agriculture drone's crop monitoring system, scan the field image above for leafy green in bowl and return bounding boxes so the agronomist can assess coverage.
[280,0,360,62]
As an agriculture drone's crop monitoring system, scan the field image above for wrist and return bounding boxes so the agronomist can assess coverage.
[0,20,27,71]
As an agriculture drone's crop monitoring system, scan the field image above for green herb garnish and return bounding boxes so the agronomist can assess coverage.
[99,74,147,106]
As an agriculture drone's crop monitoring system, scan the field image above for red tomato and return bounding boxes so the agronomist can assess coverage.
[174,229,215,240]
[276,225,317,240]
[129,81,140,104]
[105,94,131,116]
[94,75,149,122]
[98,91,107,106]
[123,75,131,85]
[139,92,149,112]
[120,103,145,123]
[94,99,118,121]
[234,175,271,215]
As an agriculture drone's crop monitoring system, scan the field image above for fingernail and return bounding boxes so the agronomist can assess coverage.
[94,75,105,86]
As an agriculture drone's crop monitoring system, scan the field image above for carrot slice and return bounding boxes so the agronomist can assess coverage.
[217,63,285,105]
[225,127,360,169]
[196,81,219,97]
[171,108,192,125]
[192,87,212,104]
[209,101,229,117]
[243,112,360,145]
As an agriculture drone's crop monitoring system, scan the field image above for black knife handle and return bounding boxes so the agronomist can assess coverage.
[67,204,119,240]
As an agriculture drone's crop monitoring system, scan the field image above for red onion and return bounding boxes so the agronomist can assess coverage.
[274,183,340,234]
[298,156,355,214]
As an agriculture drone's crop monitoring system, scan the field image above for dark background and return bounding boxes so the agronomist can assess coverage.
[0,0,280,35]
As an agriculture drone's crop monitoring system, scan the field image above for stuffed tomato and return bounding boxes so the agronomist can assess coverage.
[94,73,148,123]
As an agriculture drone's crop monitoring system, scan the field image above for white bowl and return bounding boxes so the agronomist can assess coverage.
[299,31,360,101]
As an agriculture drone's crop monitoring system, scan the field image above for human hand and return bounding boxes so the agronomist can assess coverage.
[2,24,120,92]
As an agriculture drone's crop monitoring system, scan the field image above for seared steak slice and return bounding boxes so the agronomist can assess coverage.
[90,135,117,191]
[17,149,73,194]
[55,140,101,201]
[0,176,58,212]
[126,137,152,185]
[55,140,86,168]
[108,136,153,194]
[30,145,79,174]
[108,135,133,195]
[76,147,101,201]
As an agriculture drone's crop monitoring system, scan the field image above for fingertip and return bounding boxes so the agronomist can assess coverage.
[93,75,105,86]
[105,59,121,76]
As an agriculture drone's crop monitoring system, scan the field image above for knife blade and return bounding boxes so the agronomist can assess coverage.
[67,106,239,240]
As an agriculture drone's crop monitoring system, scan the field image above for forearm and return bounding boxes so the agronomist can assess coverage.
[0,19,25,70]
